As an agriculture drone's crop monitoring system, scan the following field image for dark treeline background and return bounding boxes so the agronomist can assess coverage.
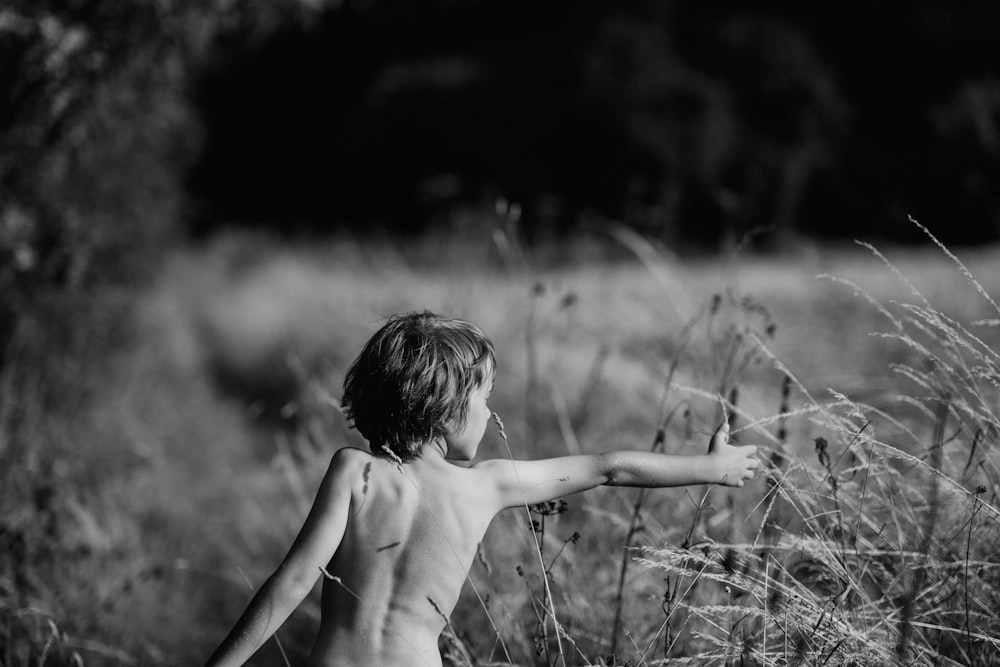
[3,0,1000,318]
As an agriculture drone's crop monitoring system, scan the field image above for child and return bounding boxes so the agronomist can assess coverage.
[205,311,759,667]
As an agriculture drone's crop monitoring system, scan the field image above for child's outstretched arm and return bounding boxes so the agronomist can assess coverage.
[478,423,758,509]
[205,448,358,667]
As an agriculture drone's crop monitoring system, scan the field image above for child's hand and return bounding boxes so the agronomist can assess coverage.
[707,422,759,487]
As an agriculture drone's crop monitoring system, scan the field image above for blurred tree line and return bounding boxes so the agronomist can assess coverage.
[0,0,314,372]
[3,0,1000,353]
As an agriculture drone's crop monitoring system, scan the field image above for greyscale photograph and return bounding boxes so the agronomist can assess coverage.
[2,1,1000,665]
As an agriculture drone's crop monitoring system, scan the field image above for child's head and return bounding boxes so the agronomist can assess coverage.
[342,311,496,462]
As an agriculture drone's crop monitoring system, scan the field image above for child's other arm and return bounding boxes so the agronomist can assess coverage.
[205,448,358,667]
[478,423,758,509]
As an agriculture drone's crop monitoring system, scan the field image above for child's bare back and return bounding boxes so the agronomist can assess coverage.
[308,447,502,667]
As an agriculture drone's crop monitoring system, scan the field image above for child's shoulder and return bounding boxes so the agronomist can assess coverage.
[322,446,391,493]
[328,446,403,478]
[330,445,375,469]
[322,446,379,482]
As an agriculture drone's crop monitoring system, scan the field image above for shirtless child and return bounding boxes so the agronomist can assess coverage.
[205,311,759,667]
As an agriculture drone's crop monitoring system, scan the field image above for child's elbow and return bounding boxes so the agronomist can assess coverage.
[272,564,319,601]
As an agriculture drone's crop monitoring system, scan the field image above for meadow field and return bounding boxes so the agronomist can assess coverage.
[4,225,1000,666]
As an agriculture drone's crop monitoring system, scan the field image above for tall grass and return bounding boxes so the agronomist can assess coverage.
[3,227,1000,665]
[624,224,1000,665]
[251,226,1000,665]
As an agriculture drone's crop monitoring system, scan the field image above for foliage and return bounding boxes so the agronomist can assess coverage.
[0,4,327,664]
[0,0,335,363]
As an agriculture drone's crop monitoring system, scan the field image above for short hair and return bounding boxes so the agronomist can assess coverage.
[342,311,495,462]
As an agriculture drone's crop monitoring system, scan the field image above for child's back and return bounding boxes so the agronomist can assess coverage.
[309,447,499,667]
